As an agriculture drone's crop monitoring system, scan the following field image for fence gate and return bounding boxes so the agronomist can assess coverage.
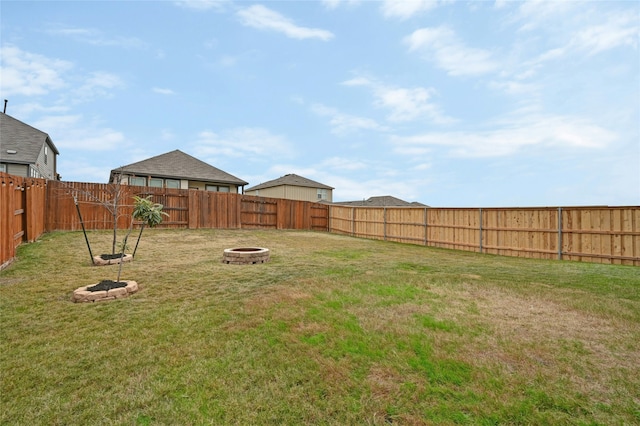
[311,204,329,231]
[241,197,278,229]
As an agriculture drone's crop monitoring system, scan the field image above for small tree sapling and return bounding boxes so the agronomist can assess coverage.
[115,195,168,283]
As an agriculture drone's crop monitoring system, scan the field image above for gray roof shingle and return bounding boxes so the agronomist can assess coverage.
[245,173,333,191]
[111,149,248,185]
[0,113,59,164]
[333,195,428,207]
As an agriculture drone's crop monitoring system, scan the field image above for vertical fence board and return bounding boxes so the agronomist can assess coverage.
[0,174,16,268]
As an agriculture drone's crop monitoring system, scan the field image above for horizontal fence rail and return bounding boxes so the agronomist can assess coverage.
[0,172,637,268]
[328,205,640,266]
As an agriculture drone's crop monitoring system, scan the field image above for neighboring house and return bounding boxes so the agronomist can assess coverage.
[244,173,334,202]
[333,195,428,207]
[0,113,60,180]
[110,149,248,193]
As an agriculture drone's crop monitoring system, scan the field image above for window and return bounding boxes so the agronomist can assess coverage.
[317,188,328,200]
[166,179,180,189]
[206,185,230,192]
[129,176,146,186]
[44,146,48,165]
[29,166,42,178]
[0,164,5,173]
[149,178,163,188]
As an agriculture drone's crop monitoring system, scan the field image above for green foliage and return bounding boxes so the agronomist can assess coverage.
[132,195,169,228]
[117,239,130,254]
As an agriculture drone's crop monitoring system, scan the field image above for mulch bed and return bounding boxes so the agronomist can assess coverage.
[99,253,127,261]
[87,280,128,292]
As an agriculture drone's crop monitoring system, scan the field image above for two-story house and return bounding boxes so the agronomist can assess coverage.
[244,174,334,202]
[0,113,59,180]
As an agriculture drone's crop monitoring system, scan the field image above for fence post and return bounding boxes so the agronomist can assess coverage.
[479,208,483,253]
[424,207,428,246]
[351,207,355,237]
[558,207,563,260]
[383,207,387,241]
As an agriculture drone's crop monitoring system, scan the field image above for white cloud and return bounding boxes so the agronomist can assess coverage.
[391,114,616,158]
[322,0,362,9]
[237,5,334,41]
[193,127,293,160]
[330,173,428,202]
[381,0,442,19]
[57,160,112,182]
[34,115,126,151]
[493,0,509,10]
[218,55,238,67]
[512,2,638,56]
[412,162,432,171]
[8,102,69,117]
[174,0,228,11]
[46,25,147,49]
[569,12,639,55]
[311,103,388,135]
[258,156,431,202]
[160,129,175,140]
[0,45,71,96]
[488,79,538,96]
[404,26,498,76]
[152,87,176,95]
[319,156,368,171]
[70,72,124,103]
[344,76,455,124]
[0,45,125,104]
[514,0,577,32]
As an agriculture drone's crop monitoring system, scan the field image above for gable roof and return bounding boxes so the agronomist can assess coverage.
[246,173,333,191]
[333,195,428,207]
[111,149,248,185]
[0,113,60,164]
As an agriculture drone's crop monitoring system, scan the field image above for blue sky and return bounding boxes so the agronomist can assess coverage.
[1,0,638,206]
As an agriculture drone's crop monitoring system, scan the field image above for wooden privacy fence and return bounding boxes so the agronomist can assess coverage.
[0,172,47,269]
[1,173,638,268]
[44,180,329,233]
[329,205,640,266]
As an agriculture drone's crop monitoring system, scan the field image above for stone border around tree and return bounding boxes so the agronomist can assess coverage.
[93,254,133,266]
[73,280,138,303]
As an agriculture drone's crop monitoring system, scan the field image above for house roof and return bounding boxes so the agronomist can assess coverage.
[0,113,60,164]
[245,173,334,191]
[110,149,248,185]
[333,195,428,207]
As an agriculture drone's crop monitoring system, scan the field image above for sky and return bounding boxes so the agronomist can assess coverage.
[1,0,639,207]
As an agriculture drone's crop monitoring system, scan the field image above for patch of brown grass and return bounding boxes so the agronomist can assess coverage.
[430,281,640,403]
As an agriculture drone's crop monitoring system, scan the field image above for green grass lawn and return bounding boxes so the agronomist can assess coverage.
[1,229,639,425]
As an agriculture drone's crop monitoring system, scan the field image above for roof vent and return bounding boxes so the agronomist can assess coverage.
[6,149,17,154]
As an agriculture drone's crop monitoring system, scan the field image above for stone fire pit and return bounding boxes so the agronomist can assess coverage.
[222,247,270,265]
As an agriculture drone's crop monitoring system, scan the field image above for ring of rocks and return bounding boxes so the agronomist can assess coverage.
[222,247,270,264]
[73,280,138,303]
[93,254,133,266]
